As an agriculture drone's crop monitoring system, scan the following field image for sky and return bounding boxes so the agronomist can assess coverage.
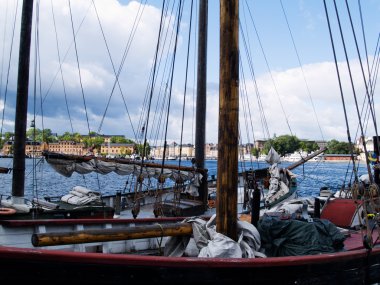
[0,0,379,146]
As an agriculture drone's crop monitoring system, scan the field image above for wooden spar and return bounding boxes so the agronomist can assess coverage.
[287,147,326,170]
[195,0,209,211]
[43,151,207,176]
[217,0,239,241]
[32,222,193,247]
[12,0,34,198]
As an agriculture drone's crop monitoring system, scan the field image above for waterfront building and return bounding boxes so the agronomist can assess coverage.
[2,140,45,157]
[100,143,134,157]
[150,143,195,159]
[47,141,85,155]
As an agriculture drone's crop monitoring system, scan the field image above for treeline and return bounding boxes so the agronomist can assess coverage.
[0,128,151,155]
[252,135,359,156]
[1,129,358,157]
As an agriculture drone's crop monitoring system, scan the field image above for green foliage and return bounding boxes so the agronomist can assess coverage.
[26,128,57,142]
[300,141,319,153]
[263,135,301,156]
[4,132,13,140]
[251,147,259,157]
[325,139,353,154]
[110,136,134,144]
[135,143,150,157]
[83,136,104,151]
[58,132,83,142]
[0,132,13,149]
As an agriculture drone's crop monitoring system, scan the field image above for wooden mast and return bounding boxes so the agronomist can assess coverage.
[217,0,239,241]
[195,0,208,209]
[12,0,34,200]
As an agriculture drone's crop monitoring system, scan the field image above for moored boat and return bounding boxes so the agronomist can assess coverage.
[0,1,379,284]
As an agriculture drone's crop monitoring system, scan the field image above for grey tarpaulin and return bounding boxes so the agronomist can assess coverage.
[257,215,346,257]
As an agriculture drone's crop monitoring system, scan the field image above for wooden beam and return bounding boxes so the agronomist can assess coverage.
[32,222,193,247]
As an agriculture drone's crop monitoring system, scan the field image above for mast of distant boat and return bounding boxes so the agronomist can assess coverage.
[216,0,239,241]
[195,0,208,210]
[11,0,34,205]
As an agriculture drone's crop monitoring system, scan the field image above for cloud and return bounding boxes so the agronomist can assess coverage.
[0,0,377,147]
[236,59,378,143]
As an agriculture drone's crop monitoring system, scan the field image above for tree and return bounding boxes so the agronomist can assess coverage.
[325,139,353,154]
[135,143,150,158]
[0,132,14,149]
[110,136,134,144]
[59,132,73,141]
[300,141,319,153]
[27,128,56,142]
[263,135,301,156]
[251,147,259,157]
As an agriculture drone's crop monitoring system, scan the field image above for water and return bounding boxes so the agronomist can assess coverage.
[0,157,369,201]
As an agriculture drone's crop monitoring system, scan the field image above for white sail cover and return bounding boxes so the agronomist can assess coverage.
[265,147,281,164]
[264,147,291,205]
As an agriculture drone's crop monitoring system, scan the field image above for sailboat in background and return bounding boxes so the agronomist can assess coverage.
[0,0,115,219]
[0,1,379,284]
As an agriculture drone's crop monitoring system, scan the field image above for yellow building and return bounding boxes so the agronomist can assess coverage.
[100,143,134,157]
[46,141,85,155]
[2,141,45,157]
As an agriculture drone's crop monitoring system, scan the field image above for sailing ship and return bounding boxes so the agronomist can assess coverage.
[0,0,115,219]
[0,1,379,284]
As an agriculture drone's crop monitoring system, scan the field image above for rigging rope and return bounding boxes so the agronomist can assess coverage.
[323,0,359,184]
[0,0,19,139]
[0,0,9,108]
[68,0,91,136]
[160,0,184,170]
[50,0,73,133]
[344,0,379,144]
[41,2,92,109]
[332,0,372,182]
[94,0,147,138]
[177,0,194,169]
[244,1,295,138]
[279,0,325,143]
[142,1,175,148]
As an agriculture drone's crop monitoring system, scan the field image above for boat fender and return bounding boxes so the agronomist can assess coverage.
[0,207,17,215]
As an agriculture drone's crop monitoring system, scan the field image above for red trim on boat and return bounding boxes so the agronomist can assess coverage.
[0,246,379,268]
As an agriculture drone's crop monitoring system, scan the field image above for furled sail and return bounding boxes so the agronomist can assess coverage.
[43,151,205,184]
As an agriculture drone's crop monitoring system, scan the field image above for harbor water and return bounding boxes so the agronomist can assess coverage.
[0,157,369,201]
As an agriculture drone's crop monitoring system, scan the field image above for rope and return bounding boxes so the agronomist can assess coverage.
[323,0,359,183]
[93,0,147,138]
[0,0,19,138]
[279,0,325,143]
[68,0,91,136]
[345,0,379,142]
[243,1,294,137]
[155,223,165,255]
[177,0,194,170]
[50,0,73,133]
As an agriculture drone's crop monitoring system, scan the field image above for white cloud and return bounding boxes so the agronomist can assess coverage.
[0,0,378,147]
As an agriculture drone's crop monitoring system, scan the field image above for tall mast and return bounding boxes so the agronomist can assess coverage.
[217,0,239,241]
[12,0,34,199]
[195,0,208,208]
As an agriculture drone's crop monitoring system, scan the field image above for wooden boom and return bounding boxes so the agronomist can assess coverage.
[287,147,326,170]
[32,222,193,247]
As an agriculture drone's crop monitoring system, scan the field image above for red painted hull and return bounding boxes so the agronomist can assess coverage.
[0,245,379,284]
[0,217,379,284]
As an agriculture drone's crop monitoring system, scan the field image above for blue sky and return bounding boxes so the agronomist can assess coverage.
[0,0,379,145]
